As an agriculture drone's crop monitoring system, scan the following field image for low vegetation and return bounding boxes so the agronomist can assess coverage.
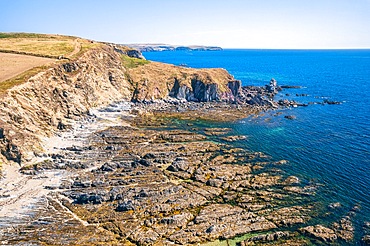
[121,55,150,68]
[0,65,50,94]
[0,33,76,58]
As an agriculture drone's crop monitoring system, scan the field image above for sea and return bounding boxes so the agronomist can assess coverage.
[144,49,370,243]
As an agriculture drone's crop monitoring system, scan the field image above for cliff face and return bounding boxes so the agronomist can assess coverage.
[0,45,239,164]
[127,61,239,103]
[0,45,132,163]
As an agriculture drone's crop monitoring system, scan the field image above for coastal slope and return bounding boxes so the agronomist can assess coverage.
[0,34,237,164]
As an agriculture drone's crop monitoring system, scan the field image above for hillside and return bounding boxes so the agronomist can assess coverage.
[0,33,239,165]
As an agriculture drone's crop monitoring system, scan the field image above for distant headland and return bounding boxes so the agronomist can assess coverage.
[124,43,223,52]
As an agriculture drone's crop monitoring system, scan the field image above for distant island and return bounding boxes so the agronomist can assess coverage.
[124,43,222,52]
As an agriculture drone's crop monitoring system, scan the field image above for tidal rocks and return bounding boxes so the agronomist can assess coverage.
[238,231,291,245]
[284,115,296,120]
[363,235,370,245]
[1,105,346,245]
[323,99,342,105]
[332,215,354,241]
[221,135,247,142]
[266,78,280,93]
[281,85,302,89]
[328,202,342,210]
[300,225,338,243]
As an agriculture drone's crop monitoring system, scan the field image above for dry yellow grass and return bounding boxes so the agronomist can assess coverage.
[0,33,102,94]
[0,33,102,59]
[0,33,75,57]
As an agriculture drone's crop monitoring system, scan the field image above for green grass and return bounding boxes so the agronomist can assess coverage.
[0,65,50,94]
[121,55,150,69]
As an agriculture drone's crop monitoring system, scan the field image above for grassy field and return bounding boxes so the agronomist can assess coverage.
[0,32,101,58]
[0,33,102,94]
[0,33,76,58]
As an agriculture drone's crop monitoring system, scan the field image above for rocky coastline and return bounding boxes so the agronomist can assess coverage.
[0,98,363,245]
[0,42,363,245]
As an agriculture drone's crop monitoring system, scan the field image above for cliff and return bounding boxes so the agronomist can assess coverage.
[0,45,132,164]
[0,37,237,165]
[127,61,240,102]
[125,44,222,52]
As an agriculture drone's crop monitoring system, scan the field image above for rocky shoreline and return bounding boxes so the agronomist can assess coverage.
[0,98,366,245]
[0,42,364,245]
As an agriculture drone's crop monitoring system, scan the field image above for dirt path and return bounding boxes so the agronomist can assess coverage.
[66,38,81,58]
[0,52,55,82]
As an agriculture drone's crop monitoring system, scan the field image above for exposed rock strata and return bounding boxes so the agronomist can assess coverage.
[1,112,317,245]
[0,45,133,163]
[1,45,253,164]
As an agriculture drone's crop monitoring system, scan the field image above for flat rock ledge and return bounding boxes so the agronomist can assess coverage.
[0,105,363,245]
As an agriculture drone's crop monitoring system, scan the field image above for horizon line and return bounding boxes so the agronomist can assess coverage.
[220,47,370,50]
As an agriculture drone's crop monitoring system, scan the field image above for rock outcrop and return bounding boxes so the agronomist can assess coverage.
[127,61,240,103]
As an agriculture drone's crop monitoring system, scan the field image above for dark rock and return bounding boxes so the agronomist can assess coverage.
[116,200,137,212]
[362,235,370,245]
[126,49,145,59]
[206,178,223,188]
[138,159,152,167]
[228,80,242,101]
[143,153,156,159]
[167,157,189,172]
[190,79,219,102]
[323,99,342,105]
[51,153,64,159]
[206,225,216,233]
[281,85,302,89]
[0,128,4,139]
[62,63,78,73]
[266,78,278,93]
[65,146,83,152]
[72,180,92,188]
[1,142,21,163]
[284,115,296,120]
[74,192,107,204]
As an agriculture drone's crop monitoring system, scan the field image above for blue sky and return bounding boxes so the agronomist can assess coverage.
[1,0,370,48]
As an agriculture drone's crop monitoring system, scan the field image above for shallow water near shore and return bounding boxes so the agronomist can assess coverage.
[144,49,370,243]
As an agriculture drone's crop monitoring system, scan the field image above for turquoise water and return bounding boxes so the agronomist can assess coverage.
[144,49,370,241]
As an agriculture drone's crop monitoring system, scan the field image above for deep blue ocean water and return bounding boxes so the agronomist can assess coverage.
[144,49,370,242]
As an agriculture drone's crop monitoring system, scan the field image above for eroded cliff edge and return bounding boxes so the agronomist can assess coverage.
[0,45,243,165]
